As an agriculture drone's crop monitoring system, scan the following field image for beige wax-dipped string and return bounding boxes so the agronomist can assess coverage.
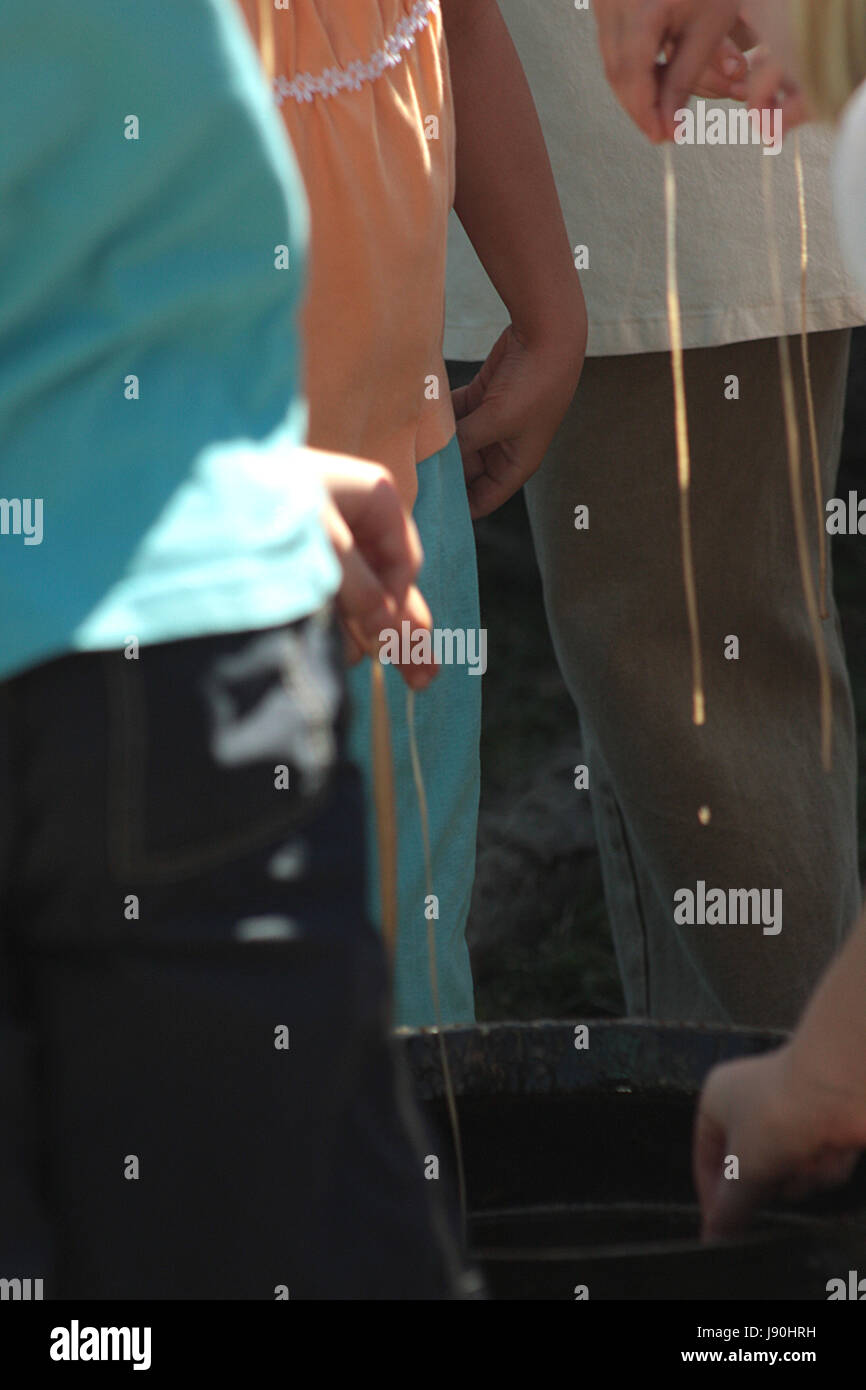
[762,152,833,771]
[406,688,468,1234]
[371,656,468,1235]
[351,643,467,1235]
[794,132,830,620]
[332,624,401,964]
[370,658,399,961]
[665,140,831,770]
[663,145,706,731]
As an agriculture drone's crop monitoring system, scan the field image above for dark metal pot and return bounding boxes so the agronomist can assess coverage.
[397,1021,866,1300]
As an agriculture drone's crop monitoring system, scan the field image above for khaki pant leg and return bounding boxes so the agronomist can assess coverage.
[524,329,860,1028]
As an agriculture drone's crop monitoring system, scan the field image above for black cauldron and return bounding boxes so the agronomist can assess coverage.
[397,1021,866,1300]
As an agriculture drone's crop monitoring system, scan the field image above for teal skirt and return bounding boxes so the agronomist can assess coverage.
[347,434,480,1027]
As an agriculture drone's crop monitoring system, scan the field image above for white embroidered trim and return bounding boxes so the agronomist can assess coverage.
[274,0,439,106]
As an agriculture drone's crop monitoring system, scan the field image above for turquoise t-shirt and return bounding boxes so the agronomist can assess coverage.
[0,0,340,681]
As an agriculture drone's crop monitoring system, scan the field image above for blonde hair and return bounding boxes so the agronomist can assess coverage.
[791,0,866,119]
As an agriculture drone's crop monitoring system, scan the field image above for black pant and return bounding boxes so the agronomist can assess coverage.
[0,614,467,1298]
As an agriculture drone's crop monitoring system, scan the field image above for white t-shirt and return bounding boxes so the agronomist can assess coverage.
[444,0,866,360]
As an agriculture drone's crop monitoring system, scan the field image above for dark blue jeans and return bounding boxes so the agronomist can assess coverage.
[0,613,467,1298]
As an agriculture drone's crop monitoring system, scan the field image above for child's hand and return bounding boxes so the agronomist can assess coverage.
[318,453,438,690]
[594,0,742,141]
[693,1045,864,1241]
[745,45,811,132]
[678,34,749,102]
[452,320,586,519]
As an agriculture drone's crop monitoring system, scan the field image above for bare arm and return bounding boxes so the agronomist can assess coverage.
[441,0,586,516]
[442,0,584,351]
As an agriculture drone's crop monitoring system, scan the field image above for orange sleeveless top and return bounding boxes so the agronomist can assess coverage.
[242,0,457,510]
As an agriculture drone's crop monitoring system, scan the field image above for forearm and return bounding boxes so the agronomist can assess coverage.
[786,904,866,1143]
[442,0,585,351]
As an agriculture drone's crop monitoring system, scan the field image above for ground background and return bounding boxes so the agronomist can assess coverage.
[462,329,866,1021]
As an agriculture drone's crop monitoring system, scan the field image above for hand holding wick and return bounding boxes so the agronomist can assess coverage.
[593,0,748,141]
[318,453,439,690]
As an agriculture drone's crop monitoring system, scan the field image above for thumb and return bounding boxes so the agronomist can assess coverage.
[456,398,514,458]
[693,1069,761,1240]
[709,35,749,84]
[702,1166,764,1242]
